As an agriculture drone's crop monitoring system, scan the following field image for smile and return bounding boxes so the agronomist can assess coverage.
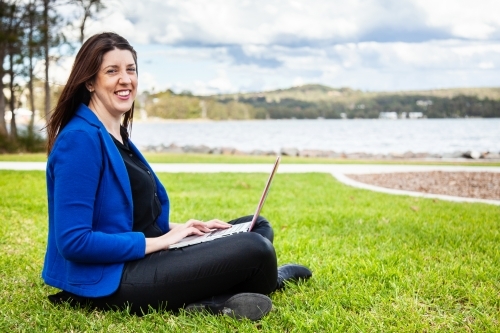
[115,90,131,97]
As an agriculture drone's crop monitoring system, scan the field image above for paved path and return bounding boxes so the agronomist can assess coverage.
[1,162,499,206]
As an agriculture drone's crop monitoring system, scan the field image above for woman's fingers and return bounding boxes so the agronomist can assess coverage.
[184,219,229,231]
[205,219,231,229]
[185,226,206,236]
[183,219,208,231]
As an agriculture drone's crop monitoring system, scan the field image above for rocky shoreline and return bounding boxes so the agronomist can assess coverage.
[141,143,500,161]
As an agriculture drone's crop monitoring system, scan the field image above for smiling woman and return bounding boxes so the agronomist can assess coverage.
[85,49,138,141]
[41,32,311,320]
[45,33,139,153]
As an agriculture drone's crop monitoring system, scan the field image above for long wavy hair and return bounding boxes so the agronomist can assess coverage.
[46,32,138,154]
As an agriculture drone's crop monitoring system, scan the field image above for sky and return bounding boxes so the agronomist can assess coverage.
[55,0,500,95]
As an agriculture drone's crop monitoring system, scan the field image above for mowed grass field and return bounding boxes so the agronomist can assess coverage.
[0,170,499,332]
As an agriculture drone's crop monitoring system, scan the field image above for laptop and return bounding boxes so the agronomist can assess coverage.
[169,156,281,249]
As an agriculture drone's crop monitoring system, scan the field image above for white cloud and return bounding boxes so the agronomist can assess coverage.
[415,0,500,40]
[293,77,305,86]
[478,62,495,70]
[43,56,74,86]
[139,72,159,92]
[78,0,500,46]
[57,0,500,93]
[191,70,236,95]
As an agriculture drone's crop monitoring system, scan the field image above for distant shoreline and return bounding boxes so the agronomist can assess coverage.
[132,117,499,123]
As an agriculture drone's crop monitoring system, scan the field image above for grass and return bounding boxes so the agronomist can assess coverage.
[1,152,500,166]
[1,170,499,332]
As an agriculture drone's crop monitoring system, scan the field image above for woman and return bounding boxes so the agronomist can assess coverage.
[42,32,311,321]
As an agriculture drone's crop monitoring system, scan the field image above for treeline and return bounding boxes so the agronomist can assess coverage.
[142,86,500,121]
[0,0,103,152]
[228,94,500,119]
[349,95,500,119]
[142,90,267,120]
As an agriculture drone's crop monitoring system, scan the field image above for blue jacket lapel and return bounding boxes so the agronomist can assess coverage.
[75,104,133,203]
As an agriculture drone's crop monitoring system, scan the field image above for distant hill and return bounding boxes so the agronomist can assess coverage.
[212,84,500,119]
[141,84,500,120]
[217,84,500,103]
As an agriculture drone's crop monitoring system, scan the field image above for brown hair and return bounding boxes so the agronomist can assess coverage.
[46,32,138,154]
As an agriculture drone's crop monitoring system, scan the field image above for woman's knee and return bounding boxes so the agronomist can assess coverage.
[237,232,276,264]
[253,215,274,243]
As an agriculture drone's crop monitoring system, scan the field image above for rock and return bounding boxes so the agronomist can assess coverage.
[463,150,481,159]
[413,153,430,159]
[403,151,415,159]
[326,151,342,158]
[299,149,329,158]
[210,147,222,155]
[345,152,366,159]
[250,149,276,156]
[162,143,183,153]
[360,153,374,159]
[183,145,211,154]
[232,149,247,155]
[250,149,266,156]
[441,151,463,159]
[221,147,235,155]
[155,144,167,153]
[483,152,500,159]
[280,147,299,156]
[147,144,157,152]
[388,153,404,159]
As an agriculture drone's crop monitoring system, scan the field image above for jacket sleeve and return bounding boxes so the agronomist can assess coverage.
[50,129,146,264]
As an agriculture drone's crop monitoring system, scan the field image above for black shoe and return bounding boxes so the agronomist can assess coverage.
[276,264,312,290]
[48,291,85,305]
[185,293,272,321]
[48,291,87,308]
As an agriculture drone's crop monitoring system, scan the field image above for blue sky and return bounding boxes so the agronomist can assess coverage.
[57,0,500,95]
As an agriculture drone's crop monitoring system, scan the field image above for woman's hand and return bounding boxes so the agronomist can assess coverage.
[145,219,231,254]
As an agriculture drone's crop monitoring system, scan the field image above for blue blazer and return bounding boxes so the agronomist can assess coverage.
[42,104,170,297]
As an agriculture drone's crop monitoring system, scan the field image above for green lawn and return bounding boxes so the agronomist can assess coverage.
[1,152,500,166]
[0,171,499,332]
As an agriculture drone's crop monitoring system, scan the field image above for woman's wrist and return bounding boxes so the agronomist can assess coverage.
[169,222,181,230]
[145,237,167,254]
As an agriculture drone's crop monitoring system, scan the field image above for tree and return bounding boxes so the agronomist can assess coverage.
[69,0,104,44]
[0,0,27,141]
[41,0,51,119]
[0,0,14,136]
[25,0,43,130]
[40,0,66,119]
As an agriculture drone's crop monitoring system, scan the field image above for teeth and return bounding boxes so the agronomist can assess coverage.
[116,91,130,96]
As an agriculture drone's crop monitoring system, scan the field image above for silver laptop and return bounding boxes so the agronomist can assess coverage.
[169,156,281,249]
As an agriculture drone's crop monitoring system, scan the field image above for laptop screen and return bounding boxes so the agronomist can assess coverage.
[249,156,281,230]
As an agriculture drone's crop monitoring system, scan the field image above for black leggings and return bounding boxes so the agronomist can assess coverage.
[78,215,278,314]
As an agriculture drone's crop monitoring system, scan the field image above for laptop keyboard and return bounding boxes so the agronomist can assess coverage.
[207,222,249,238]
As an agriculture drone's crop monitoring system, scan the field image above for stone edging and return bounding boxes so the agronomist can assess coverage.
[332,172,500,206]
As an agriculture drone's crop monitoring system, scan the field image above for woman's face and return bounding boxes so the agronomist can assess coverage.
[88,48,137,118]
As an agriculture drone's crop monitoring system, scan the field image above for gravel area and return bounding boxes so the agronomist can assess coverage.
[346,171,500,201]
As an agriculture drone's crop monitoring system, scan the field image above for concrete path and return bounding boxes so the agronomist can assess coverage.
[1,162,499,206]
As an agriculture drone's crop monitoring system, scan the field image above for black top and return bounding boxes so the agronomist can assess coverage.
[112,127,162,237]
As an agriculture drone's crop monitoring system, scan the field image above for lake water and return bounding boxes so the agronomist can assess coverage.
[131,118,500,154]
